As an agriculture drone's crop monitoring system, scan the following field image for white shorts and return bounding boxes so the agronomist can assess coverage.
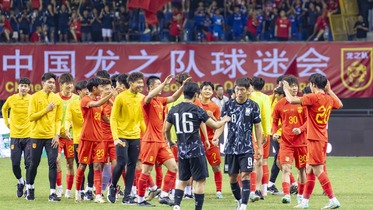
[102,28,112,38]
[12,31,19,39]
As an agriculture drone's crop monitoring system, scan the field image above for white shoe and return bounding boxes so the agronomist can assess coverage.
[282,194,291,203]
[75,191,82,203]
[321,198,340,209]
[294,200,309,209]
[56,186,63,198]
[95,195,107,204]
[297,195,303,205]
[173,205,181,210]
[65,190,72,199]
[249,192,259,202]
[143,29,151,34]
[235,200,241,210]
[216,191,223,199]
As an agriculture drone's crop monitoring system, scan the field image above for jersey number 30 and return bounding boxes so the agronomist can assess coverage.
[174,113,194,134]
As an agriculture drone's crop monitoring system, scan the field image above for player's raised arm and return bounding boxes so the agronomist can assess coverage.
[144,75,173,104]
[282,80,301,104]
[167,76,192,103]
[325,80,343,109]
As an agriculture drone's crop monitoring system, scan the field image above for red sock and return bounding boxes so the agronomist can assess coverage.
[134,169,141,188]
[214,171,223,192]
[122,169,126,186]
[282,182,290,195]
[250,172,256,192]
[138,173,150,197]
[162,170,176,193]
[318,172,334,199]
[155,165,163,188]
[148,176,155,188]
[290,173,296,185]
[323,164,328,176]
[237,175,242,188]
[303,173,316,199]
[298,182,305,196]
[56,171,62,186]
[66,174,74,190]
[75,168,85,191]
[94,170,103,195]
[262,165,269,185]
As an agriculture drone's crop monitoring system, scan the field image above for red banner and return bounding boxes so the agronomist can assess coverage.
[1,43,373,100]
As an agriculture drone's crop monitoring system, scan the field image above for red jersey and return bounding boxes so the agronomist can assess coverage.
[169,12,185,36]
[247,16,258,35]
[276,17,290,38]
[80,95,103,142]
[200,101,221,142]
[272,98,307,147]
[102,102,113,142]
[300,93,340,142]
[141,97,168,142]
[70,20,81,35]
[194,98,203,108]
[315,16,328,30]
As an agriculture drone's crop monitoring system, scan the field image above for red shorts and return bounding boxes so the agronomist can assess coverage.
[171,146,178,162]
[279,145,307,169]
[78,140,106,164]
[58,138,74,158]
[140,141,174,165]
[307,140,327,165]
[205,145,221,166]
[103,141,116,162]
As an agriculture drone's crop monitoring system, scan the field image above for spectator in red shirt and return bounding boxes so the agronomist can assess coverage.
[30,26,42,43]
[169,6,186,42]
[313,11,327,41]
[0,0,12,12]
[202,27,215,42]
[275,10,291,41]
[70,13,81,42]
[326,0,339,15]
[0,14,11,42]
[246,9,258,41]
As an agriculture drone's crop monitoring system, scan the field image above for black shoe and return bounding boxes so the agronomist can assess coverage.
[184,194,194,199]
[107,185,117,203]
[138,200,156,207]
[17,183,25,198]
[158,196,174,206]
[267,185,279,195]
[80,192,85,200]
[48,193,61,202]
[24,189,27,198]
[290,185,298,195]
[26,189,35,200]
[255,190,264,200]
[84,190,93,200]
[122,195,137,205]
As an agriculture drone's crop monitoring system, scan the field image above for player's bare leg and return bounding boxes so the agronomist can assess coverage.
[136,163,157,206]
[254,156,264,200]
[159,158,177,206]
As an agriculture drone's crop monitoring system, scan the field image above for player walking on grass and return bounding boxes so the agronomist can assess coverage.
[55,73,79,199]
[27,73,62,202]
[272,75,307,205]
[213,78,263,210]
[74,78,113,203]
[108,72,146,204]
[165,82,231,210]
[2,77,32,198]
[283,73,343,209]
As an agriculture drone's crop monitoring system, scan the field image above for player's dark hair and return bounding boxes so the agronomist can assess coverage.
[146,76,161,88]
[215,84,223,90]
[235,77,251,89]
[302,86,312,95]
[116,74,129,89]
[175,72,190,86]
[96,70,110,79]
[75,80,88,92]
[87,77,102,92]
[183,82,200,99]
[101,78,112,86]
[283,75,299,86]
[276,75,285,85]
[111,74,119,87]
[19,77,31,85]
[309,73,327,89]
[58,73,74,84]
[128,72,144,83]
[274,86,285,96]
[41,72,57,82]
[252,76,266,91]
[200,81,214,91]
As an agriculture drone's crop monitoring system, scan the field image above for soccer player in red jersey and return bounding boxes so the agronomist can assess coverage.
[283,73,343,209]
[272,76,307,205]
[74,78,113,203]
[199,81,224,198]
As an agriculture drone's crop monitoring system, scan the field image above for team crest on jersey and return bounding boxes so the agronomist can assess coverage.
[11,144,14,150]
[297,107,303,113]
[341,48,373,91]
[32,143,37,149]
[83,157,88,163]
[245,108,252,116]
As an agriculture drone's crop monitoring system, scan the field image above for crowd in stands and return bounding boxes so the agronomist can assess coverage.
[0,0,369,43]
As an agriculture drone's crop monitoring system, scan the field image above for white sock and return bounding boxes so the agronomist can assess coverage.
[262,184,268,194]
[18,178,25,184]
[150,185,157,191]
[268,181,274,187]
[66,189,71,194]
[160,191,168,198]
[50,189,56,195]
[302,198,309,204]
[137,196,144,203]
[291,182,298,186]
[86,187,92,192]
[185,186,192,195]
[170,189,175,197]
[240,204,247,210]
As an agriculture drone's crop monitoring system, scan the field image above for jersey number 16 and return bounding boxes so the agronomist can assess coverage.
[174,112,194,134]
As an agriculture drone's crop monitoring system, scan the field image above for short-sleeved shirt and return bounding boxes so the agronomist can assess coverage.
[101,12,114,29]
[300,93,340,142]
[200,101,221,142]
[222,99,261,155]
[80,95,103,142]
[276,17,291,38]
[102,102,113,142]
[141,97,168,143]
[167,102,210,159]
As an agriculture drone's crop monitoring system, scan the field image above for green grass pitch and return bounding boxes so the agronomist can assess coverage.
[0,157,372,210]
